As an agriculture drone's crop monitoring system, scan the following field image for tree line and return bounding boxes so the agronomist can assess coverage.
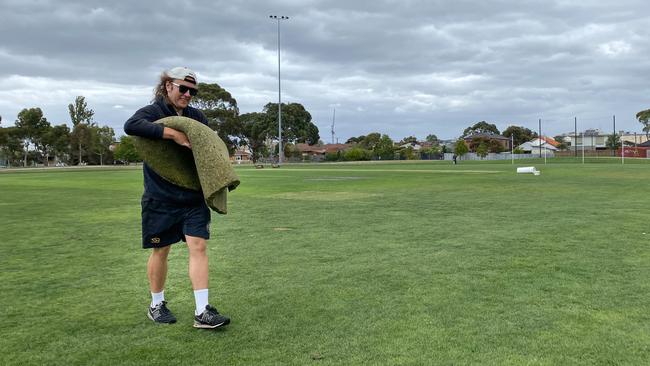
[0,96,114,167]
[0,82,322,166]
[2,82,648,166]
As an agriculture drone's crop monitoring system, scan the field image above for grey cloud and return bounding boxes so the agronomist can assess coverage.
[1,0,649,140]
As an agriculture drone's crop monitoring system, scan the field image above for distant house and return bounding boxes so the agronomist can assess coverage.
[562,131,649,149]
[536,136,560,147]
[517,139,558,154]
[398,141,436,151]
[563,129,608,150]
[621,133,650,146]
[231,146,252,163]
[295,143,352,161]
[295,143,327,160]
[399,142,422,150]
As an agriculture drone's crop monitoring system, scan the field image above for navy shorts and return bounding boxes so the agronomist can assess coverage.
[141,197,211,249]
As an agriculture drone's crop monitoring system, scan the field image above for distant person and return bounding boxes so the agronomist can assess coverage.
[124,67,230,329]
[452,154,457,165]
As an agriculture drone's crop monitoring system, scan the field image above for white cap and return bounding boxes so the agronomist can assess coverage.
[166,67,197,83]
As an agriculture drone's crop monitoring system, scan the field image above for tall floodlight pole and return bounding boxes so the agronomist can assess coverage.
[270,15,289,164]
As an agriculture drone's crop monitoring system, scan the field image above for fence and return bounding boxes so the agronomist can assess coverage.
[555,150,617,158]
[443,152,554,161]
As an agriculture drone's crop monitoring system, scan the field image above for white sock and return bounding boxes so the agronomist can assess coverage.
[151,290,165,307]
[194,289,209,315]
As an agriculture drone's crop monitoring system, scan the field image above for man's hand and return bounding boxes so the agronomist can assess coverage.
[163,127,191,149]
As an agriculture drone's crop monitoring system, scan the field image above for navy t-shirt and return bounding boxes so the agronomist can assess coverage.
[124,97,209,204]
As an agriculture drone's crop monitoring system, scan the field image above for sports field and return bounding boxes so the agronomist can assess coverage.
[1,160,649,365]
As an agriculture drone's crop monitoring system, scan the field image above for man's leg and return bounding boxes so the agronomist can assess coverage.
[148,245,171,293]
[187,235,230,328]
[186,235,209,290]
[146,245,176,323]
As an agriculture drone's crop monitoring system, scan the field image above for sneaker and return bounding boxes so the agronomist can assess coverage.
[148,301,177,324]
[193,305,230,329]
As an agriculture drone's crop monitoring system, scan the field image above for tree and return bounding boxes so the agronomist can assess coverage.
[605,134,621,150]
[468,136,503,153]
[421,144,442,160]
[0,127,7,146]
[191,82,240,153]
[70,123,93,165]
[38,124,54,166]
[346,135,365,144]
[41,124,71,165]
[553,135,569,150]
[114,135,140,163]
[344,147,371,161]
[240,112,272,163]
[463,121,500,137]
[239,102,320,162]
[302,122,320,146]
[636,109,650,138]
[263,102,320,145]
[373,134,395,160]
[346,133,383,149]
[284,143,303,160]
[91,125,115,165]
[15,108,50,167]
[488,139,505,153]
[425,134,439,144]
[502,125,537,147]
[360,133,381,150]
[454,138,469,158]
[399,146,418,160]
[68,96,95,126]
[68,96,95,164]
[399,136,418,145]
[0,127,25,167]
[476,142,488,159]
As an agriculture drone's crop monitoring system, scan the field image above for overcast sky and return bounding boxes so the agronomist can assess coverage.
[1,0,649,142]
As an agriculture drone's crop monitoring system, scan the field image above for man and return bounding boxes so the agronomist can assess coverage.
[124,67,230,329]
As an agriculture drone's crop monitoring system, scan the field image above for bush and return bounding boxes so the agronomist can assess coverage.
[399,146,420,160]
[325,152,342,161]
[343,147,371,161]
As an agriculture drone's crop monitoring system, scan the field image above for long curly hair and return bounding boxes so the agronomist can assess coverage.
[152,72,174,103]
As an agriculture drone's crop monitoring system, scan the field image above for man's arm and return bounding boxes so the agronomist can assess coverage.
[124,105,191,149]
[163,127,191,149]
[124,105,164,139]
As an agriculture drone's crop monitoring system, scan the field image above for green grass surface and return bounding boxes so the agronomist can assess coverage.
[1,161,649,365]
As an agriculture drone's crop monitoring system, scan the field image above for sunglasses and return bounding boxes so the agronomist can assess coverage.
[170,82,198,96]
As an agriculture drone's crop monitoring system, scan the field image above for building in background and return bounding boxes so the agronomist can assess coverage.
[561,129,650,150]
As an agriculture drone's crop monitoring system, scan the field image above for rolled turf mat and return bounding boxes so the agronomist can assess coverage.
[134,116,240,214]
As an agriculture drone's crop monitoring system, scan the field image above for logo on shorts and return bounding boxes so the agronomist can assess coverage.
[151,237,161,244]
